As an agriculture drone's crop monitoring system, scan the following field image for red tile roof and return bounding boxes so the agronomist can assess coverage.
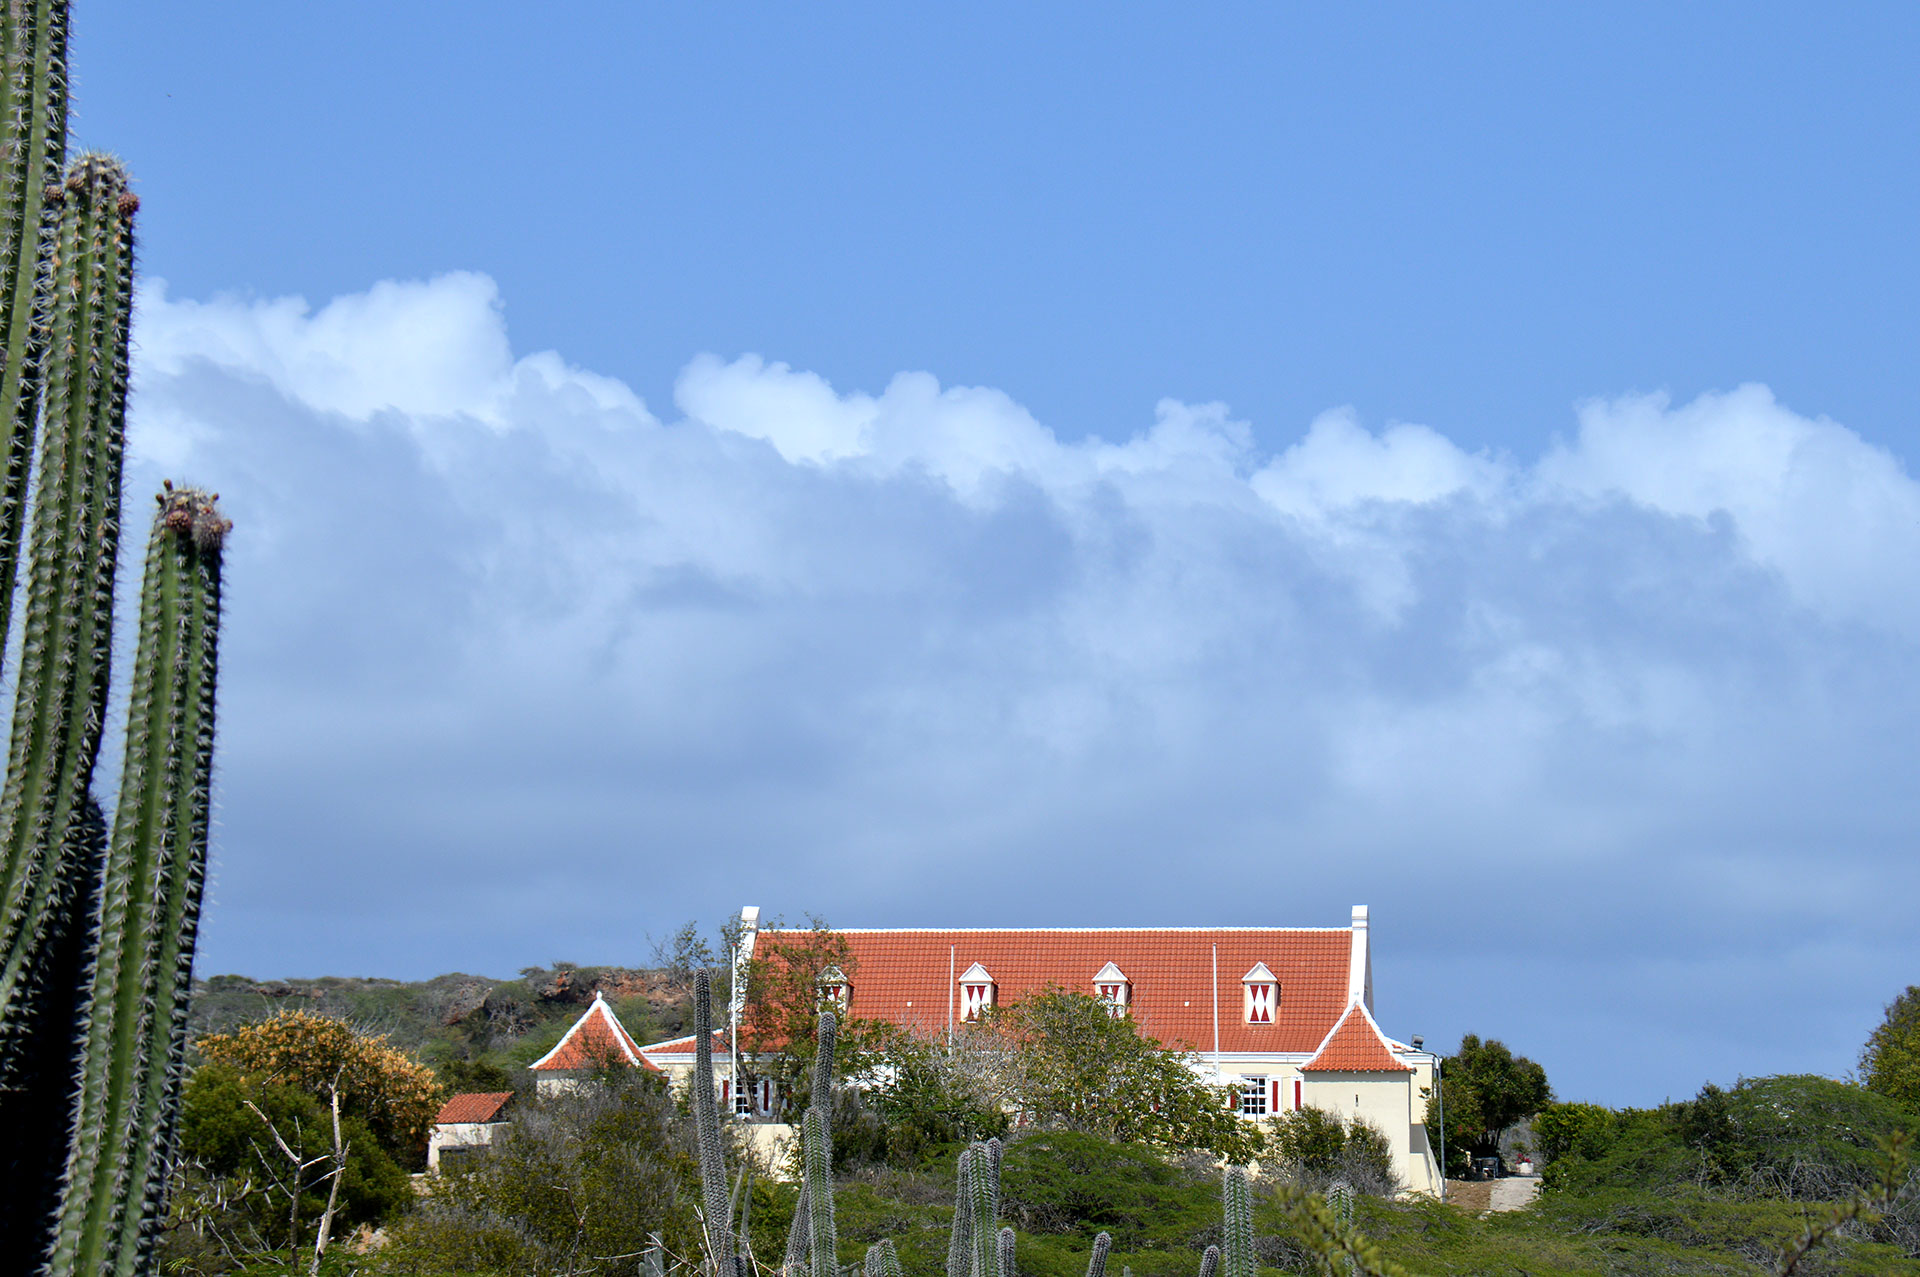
[1299,1003,1410,1073]
[529,992,656,1071]
[434,1091,513,1124]
[752,927,1355,1055]
[638,1029,730,1057]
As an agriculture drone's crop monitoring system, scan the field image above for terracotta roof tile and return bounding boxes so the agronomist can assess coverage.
[1299,1003,1410,1073]
[529,993,652,1071]
[434,1091,513,1124]
[753,927,1355,1055]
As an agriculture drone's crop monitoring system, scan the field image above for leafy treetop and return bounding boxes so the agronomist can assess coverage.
[196,1008,443,1157]
[1860,984,1920,1112]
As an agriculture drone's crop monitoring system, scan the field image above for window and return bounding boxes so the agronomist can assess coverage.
[818,964,851,1011]
[1242,962,1279,1024]
[1238,1076,1269,1116]
[1092,962,1130,1016]
[727,1078,775,1117]
[959,962,995,1021]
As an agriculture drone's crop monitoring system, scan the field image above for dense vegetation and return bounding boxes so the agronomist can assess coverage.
[157,962,1920,1276]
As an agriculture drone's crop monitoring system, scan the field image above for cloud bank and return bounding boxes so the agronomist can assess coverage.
[127,272,1920,1105]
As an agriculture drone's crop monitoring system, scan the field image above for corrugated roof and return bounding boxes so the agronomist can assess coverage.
[749,927,1354,1055]
[1299,1003,1410,1073]
[528,992,654,1071]
[434,1091,513,1124]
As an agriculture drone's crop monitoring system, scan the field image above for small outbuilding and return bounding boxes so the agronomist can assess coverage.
[427,1090,514,1171]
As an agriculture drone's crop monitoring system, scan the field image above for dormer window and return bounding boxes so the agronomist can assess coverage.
[958,962,995,1021]
[1092,962,1130,1016]
[1242,962,1279,1024]
[817,965,851,1011]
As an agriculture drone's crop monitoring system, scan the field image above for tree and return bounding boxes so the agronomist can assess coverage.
[862,1023,1012,1164]
[1429,1033,1551,1168]
[380,1069,704,1277]
[196,1008,443,1163]
[162,1011,441,1271]
[1265,1106,1398,1195]
[738,916,885,1116]
[1005,989,1264,1163]
[1860,985,1920,1111]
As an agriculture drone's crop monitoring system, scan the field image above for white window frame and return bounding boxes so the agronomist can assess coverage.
[1238,1075,1269,1117]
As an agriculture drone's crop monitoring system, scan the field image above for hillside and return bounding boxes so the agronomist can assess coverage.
[186,962,696,1083]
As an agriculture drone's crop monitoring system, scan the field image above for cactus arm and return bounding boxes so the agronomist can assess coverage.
[804,1105,837,1277]
[997,1226,1017,1277]
[0,156,131,1277]
[0,0,67,655]
[0,153,130,1071]
[812,1006,837,1106]
[693,970,735,1275]
[875,1238,903,1277]
[1085,1232,1112,1277]
[946,1146,973,1277]
[48,484,224,1276]
[1196,1246,1220,1277]
[782,1173,810,1276]
[968,1140,1000,1277]
[985,1137,1003,1230]
[1221,1168,1254,1277]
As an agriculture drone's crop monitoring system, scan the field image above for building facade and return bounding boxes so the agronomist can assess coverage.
[636,904,1441,1196]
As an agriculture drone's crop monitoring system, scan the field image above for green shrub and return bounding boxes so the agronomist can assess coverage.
[1265,1106,1397,1196]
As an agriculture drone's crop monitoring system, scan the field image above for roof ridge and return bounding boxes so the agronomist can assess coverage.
[757,926,1352,934]
[529,991,644,1070]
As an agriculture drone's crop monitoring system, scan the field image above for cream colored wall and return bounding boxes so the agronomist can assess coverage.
[427,1120,506,1171]
[1298,1068,1439,1197]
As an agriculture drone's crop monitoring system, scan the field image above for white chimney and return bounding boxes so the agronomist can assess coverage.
[729,906,761,1016]
[1347,905,1372,1011]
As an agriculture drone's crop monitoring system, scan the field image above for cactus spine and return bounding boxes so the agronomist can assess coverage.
[50,482,225,1276]
[1221,1167,1254,1277]
[0,0,67,649]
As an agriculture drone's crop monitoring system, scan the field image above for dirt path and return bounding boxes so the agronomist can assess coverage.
[1444,1177,1539,1213]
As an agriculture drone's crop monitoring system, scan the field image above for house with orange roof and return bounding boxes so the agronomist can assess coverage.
[427,1090,515,1170]
[637,905,1442,1196]
[527,990,659,1097]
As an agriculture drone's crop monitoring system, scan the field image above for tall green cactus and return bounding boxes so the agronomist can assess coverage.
[0,150,136,1272]
[1221,1167,1254,1277]
[967,1139,1002,1277]
[946,1145,974,1277]
[865,1238,903,1277]
[0,0,67,649]
[1085,1231,1112,1277]
[49,483,225,1276]
[804,1105,837,1277]
[0,150,131,1095]
[693,970,736,1277]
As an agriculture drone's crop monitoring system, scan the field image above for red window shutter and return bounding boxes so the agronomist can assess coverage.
[1272,1079,1281,1110]
[721,1080,730,1110]
[1293,1079,1302,1111]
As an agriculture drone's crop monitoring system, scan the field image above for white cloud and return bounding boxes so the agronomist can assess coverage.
[1539,385,1920,630]
[128,272,1920,1106]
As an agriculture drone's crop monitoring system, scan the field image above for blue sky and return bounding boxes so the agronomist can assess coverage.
[71,4,1920,1105]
